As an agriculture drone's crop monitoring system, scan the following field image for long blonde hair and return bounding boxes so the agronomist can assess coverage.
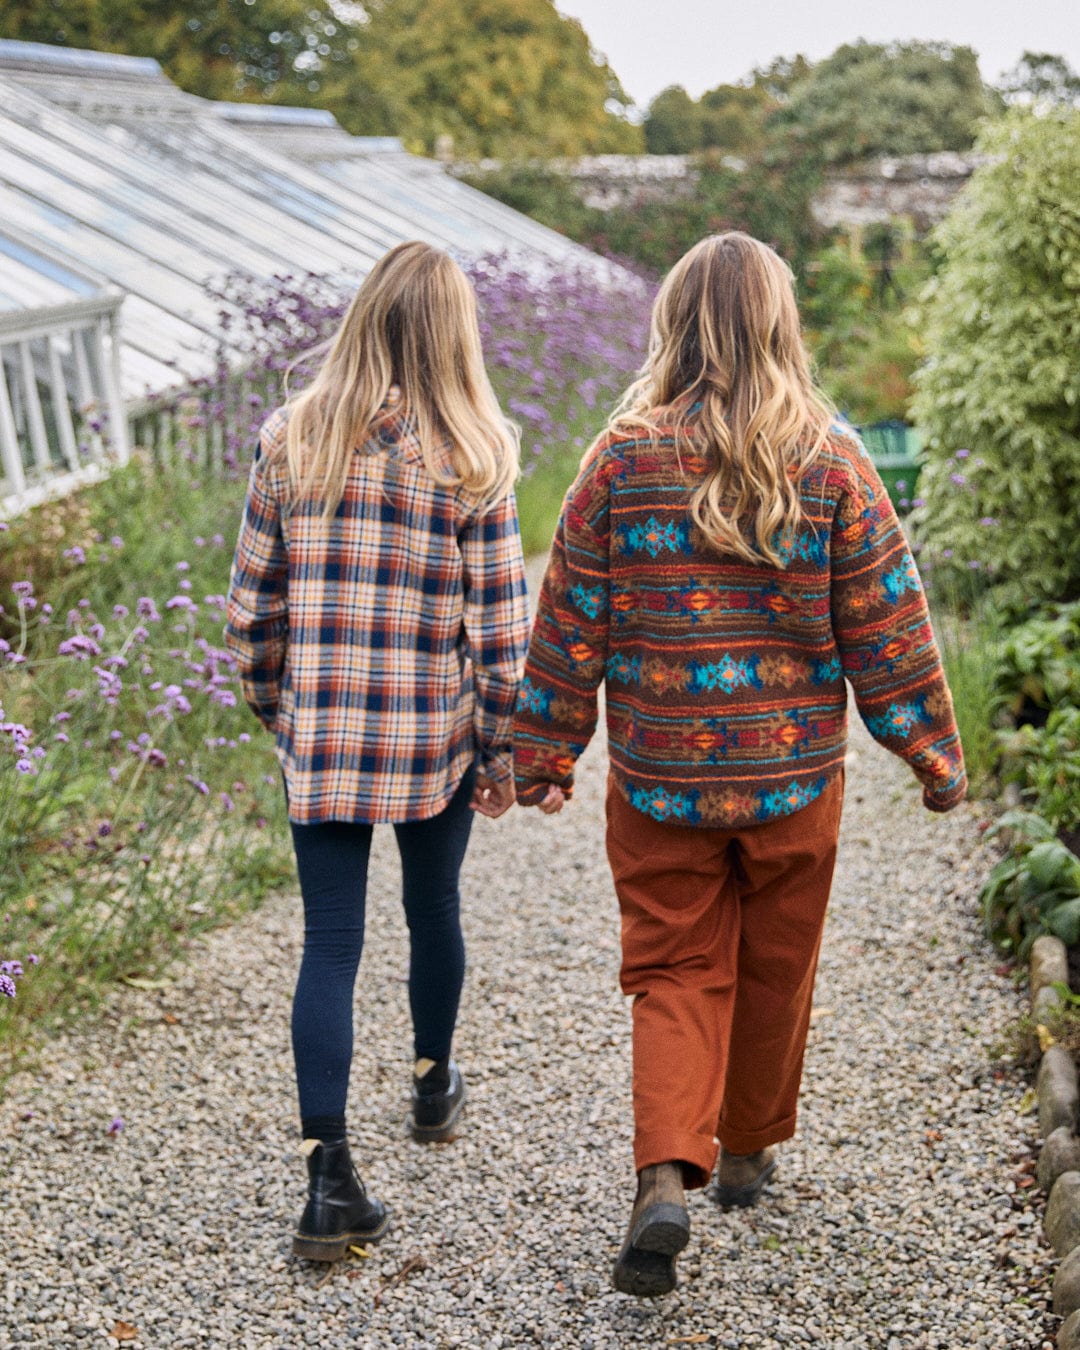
[282,241,519,515]
[607,232,835,565]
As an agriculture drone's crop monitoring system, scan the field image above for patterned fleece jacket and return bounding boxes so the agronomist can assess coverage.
[512,419,967,828]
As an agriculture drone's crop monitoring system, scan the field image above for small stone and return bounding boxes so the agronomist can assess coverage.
[1039,1046,1079,1137]
[1046,1172,1080,1256]
[1040,1128,1080,1193]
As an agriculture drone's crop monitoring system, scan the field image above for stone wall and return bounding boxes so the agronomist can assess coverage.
[456,151,985,230]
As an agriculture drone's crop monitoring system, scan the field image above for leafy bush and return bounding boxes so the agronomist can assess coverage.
[910,108,1080,609]
[992,600,1080,721]
[981,810,1080,957]
[999,708,1080,834]
[0,458,290,1063]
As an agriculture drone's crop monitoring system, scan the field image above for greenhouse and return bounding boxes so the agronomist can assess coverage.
[0,38,604,514]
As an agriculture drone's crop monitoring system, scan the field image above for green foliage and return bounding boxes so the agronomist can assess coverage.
[999,52,1080,110]
[980,811,1080,957]
[341,0,642,157]
[992,601,1080,718]
[801,231,931,423]
[776,40,999,165]
[910,109,1080,608]
[643,57,811,156]
[999,709,1080,835]
[0,459,291,1063]
[0,0,350,104]
[928,590,1005,792]
[1,0,641,156]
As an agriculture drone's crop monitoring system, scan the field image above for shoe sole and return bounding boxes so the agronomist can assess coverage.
[630,1202,691,1256]
[409,1089,467,1143]
[292,1210,392,1262]
[612,1246,678,1298]
[712,1157,778,1209]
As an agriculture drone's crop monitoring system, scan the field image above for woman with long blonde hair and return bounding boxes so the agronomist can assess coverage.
[513,232,965,1296]
[227,241,529,1260]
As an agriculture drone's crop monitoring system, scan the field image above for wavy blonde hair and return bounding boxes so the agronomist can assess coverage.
[281,241,519,516]
[606,232,835,565]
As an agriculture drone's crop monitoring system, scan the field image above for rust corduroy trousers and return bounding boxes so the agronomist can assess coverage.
[606,771,844,1188]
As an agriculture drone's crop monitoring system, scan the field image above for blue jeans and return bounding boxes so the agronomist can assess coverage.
[288,767,475,1123]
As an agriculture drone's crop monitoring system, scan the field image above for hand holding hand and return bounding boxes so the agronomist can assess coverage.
[537,784,566,815]
[470,774,515,819]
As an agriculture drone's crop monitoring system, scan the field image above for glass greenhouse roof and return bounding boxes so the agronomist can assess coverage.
[0,39,606,403]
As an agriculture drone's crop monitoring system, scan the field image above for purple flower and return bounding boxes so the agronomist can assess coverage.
[54,732,69,744]
[110,536,124,549]
[27,954,39,964]
[136,598,161,623]
[113,604,129,619]
[107,1117,124,1136]
[219,792,235,812]
[949,473,966,487]
[185,774,210,796]
[11,580,33,599]
[212,534,225,547]
[98,820,113,837]
[979,516,999,527]
[58,635,102,659]
[63,546,86,565]
[176,560,190,572]
[955,449,971,460]
[54,711,71,723]
[15,759,32,774]
[165,596,198,613]
[0,974,15,999]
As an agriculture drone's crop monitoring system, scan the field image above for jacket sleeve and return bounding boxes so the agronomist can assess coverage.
[512,448,611,806]
[225,442,289,731]
[830,445,967,812]
[459,490,531,785]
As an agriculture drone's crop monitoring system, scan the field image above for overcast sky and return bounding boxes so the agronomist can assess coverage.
[556,0,1080,108]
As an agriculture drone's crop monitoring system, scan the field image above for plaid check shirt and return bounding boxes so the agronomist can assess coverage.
[225,391,530,824]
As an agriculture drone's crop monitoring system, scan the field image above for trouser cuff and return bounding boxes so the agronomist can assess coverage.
[634,1129,719,1190]
[717,1111,797,1156]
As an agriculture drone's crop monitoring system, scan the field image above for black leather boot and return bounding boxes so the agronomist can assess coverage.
[292,1138,390,1261]
[409,1058,467,1142]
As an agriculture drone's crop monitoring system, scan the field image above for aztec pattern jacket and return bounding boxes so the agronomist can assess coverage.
[512,417,967,828]
[226,391,530,824]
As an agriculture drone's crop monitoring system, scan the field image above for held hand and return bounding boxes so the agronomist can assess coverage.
[537,784,566,815]
[470,774,515,819]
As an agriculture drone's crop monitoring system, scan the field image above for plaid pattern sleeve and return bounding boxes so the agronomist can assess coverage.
[512,447,611,806]
[830,443,967,812]
[225,431,289,730]
[460,492,531,785]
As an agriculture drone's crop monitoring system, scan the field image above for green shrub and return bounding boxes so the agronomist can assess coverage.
[981,810,1080,957]
[910,108,1080,609]
[999,707,1080,833]
[992,600,1080,719]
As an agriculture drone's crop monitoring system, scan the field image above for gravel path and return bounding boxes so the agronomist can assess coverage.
[1,630,1060,1347]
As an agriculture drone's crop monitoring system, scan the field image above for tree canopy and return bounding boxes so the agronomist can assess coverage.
[998,51,1080,109]
[1,0,352,104]
[910,109,1080,607]
[776,41,999,164]
[339,0,641,156]
[1,0,642,156]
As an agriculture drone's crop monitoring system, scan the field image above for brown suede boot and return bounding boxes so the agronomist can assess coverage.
[611,1162,690,1297]
[713,1147,777,1208]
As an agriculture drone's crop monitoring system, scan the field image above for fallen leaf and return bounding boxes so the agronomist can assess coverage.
[1018,1088,1037,1116]
[162,1013,179,1026]
[924,1129,943,1144]
[1038,1024,1057,1052]
[111,1322,138,1342]
[809,1007,834,1022]
[121,976,173,991]
[348,1244,372,1258]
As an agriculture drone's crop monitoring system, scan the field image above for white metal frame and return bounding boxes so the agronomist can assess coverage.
[0,290,127,516]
